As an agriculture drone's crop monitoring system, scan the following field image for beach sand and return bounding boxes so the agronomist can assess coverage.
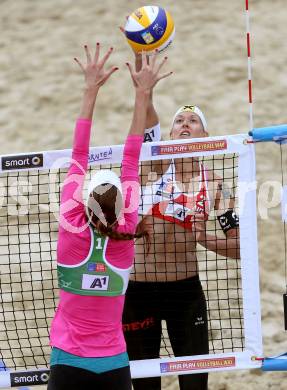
[0,0,286,388]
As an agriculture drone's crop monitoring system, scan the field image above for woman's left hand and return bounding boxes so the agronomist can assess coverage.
[74,43,118,90]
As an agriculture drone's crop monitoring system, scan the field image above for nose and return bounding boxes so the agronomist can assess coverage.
[182,120,190,128]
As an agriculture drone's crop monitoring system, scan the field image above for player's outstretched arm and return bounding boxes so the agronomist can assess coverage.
[74,43,118,120]
[126,51,172,137]
[60,44,118,224]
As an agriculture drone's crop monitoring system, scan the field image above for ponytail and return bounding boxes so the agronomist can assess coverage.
[94,217,151,254]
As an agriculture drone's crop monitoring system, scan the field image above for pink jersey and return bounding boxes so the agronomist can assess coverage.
[49,118,143,357]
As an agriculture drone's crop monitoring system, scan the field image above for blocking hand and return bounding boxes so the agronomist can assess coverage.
[74,43,118,90]
[126,51,172,93]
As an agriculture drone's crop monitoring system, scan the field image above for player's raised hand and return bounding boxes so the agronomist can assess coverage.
[74,43,118,90]
[126,51,172,93]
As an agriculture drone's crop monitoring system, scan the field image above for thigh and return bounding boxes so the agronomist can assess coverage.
[166,283,209,390]
[98,366,132,390]
[123,282,162,390]
[166,283,209,357]
[178,372,208,390]
[48,364,132,390]
[132,376,161,390]
[123,282,162,360]
[47,364,96,390]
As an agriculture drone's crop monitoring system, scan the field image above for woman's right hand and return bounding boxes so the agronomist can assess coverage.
[74,43,118,91]
[126,51,172,94]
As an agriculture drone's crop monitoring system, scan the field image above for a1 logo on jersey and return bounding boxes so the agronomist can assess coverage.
[156,179,174,199]
[82,274,109,291]
[165,201,190,221]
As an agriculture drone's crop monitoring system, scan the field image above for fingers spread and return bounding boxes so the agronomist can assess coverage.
[150,50,158,68]
[155,56,168,74]
[106,66,119,79]
[141,51,148,68]
[74,57,84,72]
[126,62,137,86]
[126,61,134,74]
[98,47,114,68]
[99,67,118,86]
[157,70,173,82]
[94,42,100,64]
[84,44,92,64]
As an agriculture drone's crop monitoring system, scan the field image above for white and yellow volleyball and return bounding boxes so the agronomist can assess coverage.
[124,5,175,53]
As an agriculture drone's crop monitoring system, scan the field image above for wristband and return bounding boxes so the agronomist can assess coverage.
[217,209,239,233]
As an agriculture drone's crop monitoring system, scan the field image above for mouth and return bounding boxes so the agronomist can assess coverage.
[179,130,191,137]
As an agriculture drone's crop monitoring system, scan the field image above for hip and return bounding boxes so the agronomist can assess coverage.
[50,347,129,374]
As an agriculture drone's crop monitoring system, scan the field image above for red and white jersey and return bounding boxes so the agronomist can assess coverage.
[140,161,211,230]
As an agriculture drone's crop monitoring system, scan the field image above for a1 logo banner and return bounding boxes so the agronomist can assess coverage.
[82,274,109,290]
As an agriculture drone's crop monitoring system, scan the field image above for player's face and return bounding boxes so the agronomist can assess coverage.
[170,112,208,140]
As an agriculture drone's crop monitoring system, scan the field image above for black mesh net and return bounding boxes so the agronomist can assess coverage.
[0,153,242,372]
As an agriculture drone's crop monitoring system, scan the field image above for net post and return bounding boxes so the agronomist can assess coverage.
[284,293,287,331]
[0,372,11,389]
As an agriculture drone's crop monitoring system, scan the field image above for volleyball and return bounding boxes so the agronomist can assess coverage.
[124,5,175,54]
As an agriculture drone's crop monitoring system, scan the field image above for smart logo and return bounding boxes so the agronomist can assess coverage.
[11,370,50,385]
[1,153,43,171]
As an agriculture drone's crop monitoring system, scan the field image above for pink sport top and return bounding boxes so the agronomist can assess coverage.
[140,161,210,230]
[49,118,143,357]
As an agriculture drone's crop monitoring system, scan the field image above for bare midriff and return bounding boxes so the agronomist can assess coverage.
[132,215,198,282]
[132,160,222,282]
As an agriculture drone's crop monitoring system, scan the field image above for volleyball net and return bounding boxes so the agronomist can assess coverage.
[0,134,262,387]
